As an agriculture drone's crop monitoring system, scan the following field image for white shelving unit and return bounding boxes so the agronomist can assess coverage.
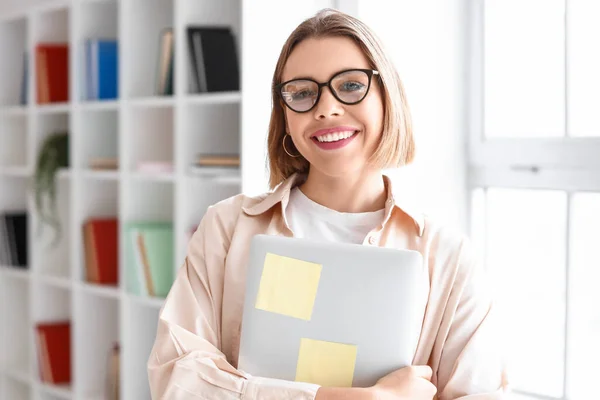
[0,0,242,399]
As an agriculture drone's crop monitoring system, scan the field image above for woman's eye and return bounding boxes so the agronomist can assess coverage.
[340,81,365,92]
[292,90,315,100]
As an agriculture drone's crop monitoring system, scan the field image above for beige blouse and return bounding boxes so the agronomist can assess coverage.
[147,173,510,399]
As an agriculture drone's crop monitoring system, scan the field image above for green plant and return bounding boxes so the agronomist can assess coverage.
[34,131,69,247]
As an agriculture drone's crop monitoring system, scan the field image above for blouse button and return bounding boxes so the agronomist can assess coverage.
[368,235,376,245]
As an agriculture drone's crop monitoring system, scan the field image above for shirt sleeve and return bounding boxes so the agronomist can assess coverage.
[436,238,511,399]
[147,206,321,399]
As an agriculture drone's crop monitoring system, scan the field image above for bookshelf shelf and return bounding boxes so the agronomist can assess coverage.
[35,103,71,115]
[3,365,31,385]
[184,91,242,105]
[0,266,31,280]
[36,275,72,290]
[78,100,119,111]
[0,167,31,177]
[0,106,28,116]
[127,96,175,108]
[2,379,30,400]
[77,282,120,300]
[35,382,72,399]
[128,172,175,183]
[126,293,165,309]
[0,0,247,398]
[79,170,120,181]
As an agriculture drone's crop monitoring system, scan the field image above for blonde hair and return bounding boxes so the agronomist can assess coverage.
[267,8,415,189]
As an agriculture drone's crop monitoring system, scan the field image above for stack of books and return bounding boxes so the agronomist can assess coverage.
[82,38,119,101]
[189,154,240,177]
[186,26,239,93]
[0,211,28,268]
[125,221,174,298]
[89,157,119,170]
[82,218,118,285]
[36,43,69,104]
[35,321,71,384]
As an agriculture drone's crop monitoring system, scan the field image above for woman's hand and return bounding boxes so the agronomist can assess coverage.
[369,365,438,400]
[314,366,437,400]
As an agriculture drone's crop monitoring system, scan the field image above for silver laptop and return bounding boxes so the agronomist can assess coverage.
[238,234,427,388]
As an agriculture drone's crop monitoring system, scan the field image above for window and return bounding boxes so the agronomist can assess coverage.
[469,1,600,399]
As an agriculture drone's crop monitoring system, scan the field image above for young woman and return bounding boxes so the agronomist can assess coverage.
[148,9,509,400]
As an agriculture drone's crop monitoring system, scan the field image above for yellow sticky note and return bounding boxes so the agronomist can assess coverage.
[255,253,322,321]
[295,338,357,387]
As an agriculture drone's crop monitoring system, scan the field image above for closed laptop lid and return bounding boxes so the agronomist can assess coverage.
[238,234,428,388]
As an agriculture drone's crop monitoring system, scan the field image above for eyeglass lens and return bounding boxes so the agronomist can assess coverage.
[281,70,371,112]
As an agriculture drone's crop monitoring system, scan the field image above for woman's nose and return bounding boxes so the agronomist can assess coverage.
[314,87,344,119]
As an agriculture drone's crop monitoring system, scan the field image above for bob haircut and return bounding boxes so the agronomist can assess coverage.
[267,8,415,189]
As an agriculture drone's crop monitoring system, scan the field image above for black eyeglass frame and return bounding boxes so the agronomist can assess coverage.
[275,68,380,113]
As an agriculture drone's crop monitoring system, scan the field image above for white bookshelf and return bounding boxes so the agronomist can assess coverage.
[0,0,242,399]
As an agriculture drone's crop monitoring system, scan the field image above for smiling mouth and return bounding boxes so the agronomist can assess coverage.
[311,130,359,143]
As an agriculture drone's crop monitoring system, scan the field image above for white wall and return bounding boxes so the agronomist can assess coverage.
[356,0,470,234]
[0,0,46,16]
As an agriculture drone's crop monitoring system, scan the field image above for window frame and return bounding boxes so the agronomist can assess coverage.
[467,1,600,399]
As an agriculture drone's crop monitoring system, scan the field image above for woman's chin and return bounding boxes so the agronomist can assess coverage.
[309,164,367,180]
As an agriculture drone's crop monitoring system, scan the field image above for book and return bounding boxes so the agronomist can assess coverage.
[195,154,240,167]
[156,29,174,96]
[143,226,175,297]
[105,343,120,400]
[83,221,99,282]
[0,212,28,268]
[7,213,28,267]
[36,44,69,104]
[85,39,119,100]
[125,222,174,298]
[20,52,28,105]
[36,47,50,103]
[35,326,52,382]
[135,230,155,296]
[0,217,9,266]
[89,157,119,170]
[187,26,239,93]
[35,321,71,384]
[82,218,118,285]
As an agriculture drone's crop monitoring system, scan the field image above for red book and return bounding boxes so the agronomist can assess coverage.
[83,218,118,285]
[36,44,69,104]
[36,321,71,384]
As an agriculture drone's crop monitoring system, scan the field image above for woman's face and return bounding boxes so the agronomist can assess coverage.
[281,36,385,178]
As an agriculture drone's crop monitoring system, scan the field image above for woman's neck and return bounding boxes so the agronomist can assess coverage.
[298,168,387,213]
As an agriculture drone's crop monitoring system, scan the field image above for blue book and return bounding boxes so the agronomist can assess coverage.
[85,39,118,100]
[97,40,118,100]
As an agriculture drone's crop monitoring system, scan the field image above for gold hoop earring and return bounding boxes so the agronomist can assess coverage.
[282,134,301,158]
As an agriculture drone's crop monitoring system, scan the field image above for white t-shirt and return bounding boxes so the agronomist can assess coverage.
[285,187,385,244]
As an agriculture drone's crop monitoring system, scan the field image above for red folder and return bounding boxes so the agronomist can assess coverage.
[36,44,69,104]
[35,321,71,384]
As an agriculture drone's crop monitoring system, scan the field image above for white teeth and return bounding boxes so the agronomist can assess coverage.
[316,131,356,143]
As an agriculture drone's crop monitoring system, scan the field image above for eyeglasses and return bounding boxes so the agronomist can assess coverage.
[275,68,380,113]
